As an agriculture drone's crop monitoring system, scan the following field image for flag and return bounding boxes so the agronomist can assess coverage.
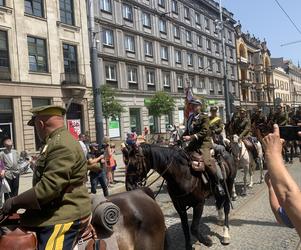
[184,87,194,120]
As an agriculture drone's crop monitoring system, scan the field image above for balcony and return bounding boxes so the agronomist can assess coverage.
[254,64,264,72]
[238,57,248,68]
[61,73,86,96]
[255,82,265,90]
[0,67,11,81]
[239,79,252,88]
[264,67,273,75]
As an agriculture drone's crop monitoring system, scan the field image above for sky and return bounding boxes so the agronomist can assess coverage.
[223,0,301,65]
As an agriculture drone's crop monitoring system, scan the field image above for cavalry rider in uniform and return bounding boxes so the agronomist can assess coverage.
[209,106,223,145]
[1,105,91,249]
[182,99,225,196]
[271,105,288,126]
[251,107,266,127]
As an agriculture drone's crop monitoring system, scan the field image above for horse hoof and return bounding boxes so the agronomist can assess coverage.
[241,192,247,196]
[248,184,253,188]
[199,236,213,247]
[232,195,238,201]
[217,219,224,226]
[221,237,230,245]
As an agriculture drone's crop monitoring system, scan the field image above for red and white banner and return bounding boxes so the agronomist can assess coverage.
[67,119,81,139]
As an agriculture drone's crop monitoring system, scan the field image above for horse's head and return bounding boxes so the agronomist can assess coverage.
[125,144,149,191]
[230,134,242,160]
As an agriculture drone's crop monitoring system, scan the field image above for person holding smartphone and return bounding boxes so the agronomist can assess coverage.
[263,124,301,236]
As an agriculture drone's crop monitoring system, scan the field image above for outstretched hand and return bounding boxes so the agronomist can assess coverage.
[262,124,284,157]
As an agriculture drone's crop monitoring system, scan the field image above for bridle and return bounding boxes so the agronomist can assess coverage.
[231,138,247,161]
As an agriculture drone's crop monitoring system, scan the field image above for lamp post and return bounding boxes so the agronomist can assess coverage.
[88,0,104,144]
[216,0,231,123]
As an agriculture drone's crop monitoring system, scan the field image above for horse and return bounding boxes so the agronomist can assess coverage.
[124,144,237,250]
[230,135,264,196]
[0,187,166,250]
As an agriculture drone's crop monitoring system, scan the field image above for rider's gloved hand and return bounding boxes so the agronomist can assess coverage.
[2,189,41,215]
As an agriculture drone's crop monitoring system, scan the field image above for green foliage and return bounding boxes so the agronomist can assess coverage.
[99,85,124,119]
[146,91,175,117]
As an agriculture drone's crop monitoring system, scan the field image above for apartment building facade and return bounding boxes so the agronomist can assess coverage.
[235,24,273,112]
[0,0,94,151]
[95,0,239,138]
[272,67,290,105]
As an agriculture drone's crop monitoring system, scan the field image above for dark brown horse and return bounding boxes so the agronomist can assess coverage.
[124,144,236,250]
[0,187,166,250]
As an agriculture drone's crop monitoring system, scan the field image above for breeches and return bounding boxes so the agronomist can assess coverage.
[200,147,216,176]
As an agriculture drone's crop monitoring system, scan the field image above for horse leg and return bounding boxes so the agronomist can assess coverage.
[248,158,254,188]
[259,157,264,183]
[222,196,231,245]
[174,202,192,250]
[191,202,213,247]
[215,195,224,226]
[231,180,238,201]
[242,161,247,196]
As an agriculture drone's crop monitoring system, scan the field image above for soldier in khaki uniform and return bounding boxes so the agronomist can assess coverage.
[2,105,91,249]
[209,106,223,142]
[271,105,288,126]
[233,108,251,139]
[183,99,224,195]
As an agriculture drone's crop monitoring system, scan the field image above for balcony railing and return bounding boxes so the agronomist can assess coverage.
[0,67,11,81]
[61,73,85,86]
[239,79,252,88]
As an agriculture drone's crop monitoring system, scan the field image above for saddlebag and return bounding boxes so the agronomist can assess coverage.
[189,152,205,172]
[0,228,37,250]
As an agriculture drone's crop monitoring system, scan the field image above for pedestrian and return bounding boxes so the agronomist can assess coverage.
[0,137,20,200]
[88,143,109,197]
[104,136,114,185]
[110,143,117,184]
[1,105,91,249]
[263,124,301,237]
[78,133,88,158]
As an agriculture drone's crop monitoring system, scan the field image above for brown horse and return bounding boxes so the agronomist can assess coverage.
[0,187,166,250]
[124,144,236,250]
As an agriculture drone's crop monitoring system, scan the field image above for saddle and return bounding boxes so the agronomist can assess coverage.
[242,138,258,159]
[189,151,205,172]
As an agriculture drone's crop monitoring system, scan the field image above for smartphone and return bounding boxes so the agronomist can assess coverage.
[279,126,301,141]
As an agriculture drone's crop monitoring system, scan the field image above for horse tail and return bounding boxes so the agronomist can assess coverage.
[140,187,155,200]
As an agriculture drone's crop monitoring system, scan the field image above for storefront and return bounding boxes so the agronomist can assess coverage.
[0,98,14,149]
[66,103,84,139]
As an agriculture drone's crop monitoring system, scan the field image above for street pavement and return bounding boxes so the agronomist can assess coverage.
[18,155,301,249]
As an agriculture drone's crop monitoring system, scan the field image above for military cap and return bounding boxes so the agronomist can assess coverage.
[210,106,218,112]
[27,105,66,126]
[276,104,282,109]
[239,107,246,112]
[189,99,202,105]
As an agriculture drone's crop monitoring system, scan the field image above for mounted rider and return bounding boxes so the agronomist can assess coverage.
[251,107,267,136]
[209,106,224,145]
[182,99,225,196]
[270,104,288,126]
[233,107,260,164]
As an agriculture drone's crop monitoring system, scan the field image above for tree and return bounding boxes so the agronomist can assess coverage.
[146,91,175,132]
[97,85,124,136]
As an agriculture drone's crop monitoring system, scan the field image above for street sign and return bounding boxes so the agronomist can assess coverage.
[144,98,151,105]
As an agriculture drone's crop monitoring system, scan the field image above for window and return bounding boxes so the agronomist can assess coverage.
[198,56,204,68]
[172,0,178,13]
[207,58,213,71]
[103,29,114,47]
[228,30,232,43]
[199,77,205,89]
[146,69,155,85]
[217,80,223,95]
[205,17,210,30]
[175,50,181,64]
[195,12,200,25]
[184,6,190,20]
[231,65,235,76]
[0,31,9,69]
[187,53,193,66]
[63,43,77,74]
[162,71,170,87]
[160,46,168,60]
[27,36,48,72]
[144,40,153,57]
[207,39,211,51]
[59,0,74,25]
[125,35,135,52]
[197,35,203,47]
[229,48,234,59]
[25,0,44,17]
[186,30,192,43]
[174,25,180,39]
[159,19,167,33]
[105,64,117,81]
[215,42,220,54]
[123,4,133,21]
[209,79,215,95]
[142,12,151,28]
[188,76,194,87]
[0,0,4,6]
[158,0,165,8]
[217,61,221,72]
[177,74,183,88]
[100,0,112,13]
[127,66,138,84]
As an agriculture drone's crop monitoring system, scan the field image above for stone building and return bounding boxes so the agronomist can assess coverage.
[0,0,93,150]
[272,67,290,105]
[271,58,301,107]
[235,24,273,112]
[94,0,239,138]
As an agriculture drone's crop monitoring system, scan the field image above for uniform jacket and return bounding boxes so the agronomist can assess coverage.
[233,117,251,138]
[251,113,266,126]
[209,116,223,135]
[272,112,287,126]
[21,127,91,227]
[183,112,212,151]
[0,149,20,180]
